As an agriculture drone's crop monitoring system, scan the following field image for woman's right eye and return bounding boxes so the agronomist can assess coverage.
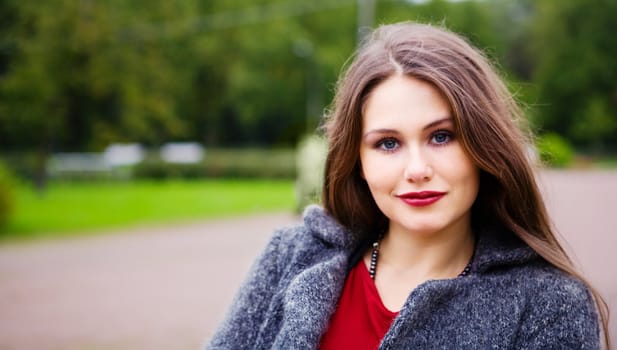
[377,138,399,152]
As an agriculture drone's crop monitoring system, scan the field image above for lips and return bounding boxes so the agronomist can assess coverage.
[397,191,446,207]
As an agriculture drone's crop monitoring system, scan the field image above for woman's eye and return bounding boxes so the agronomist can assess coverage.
[378,138,399,151]
[431,131,452,145]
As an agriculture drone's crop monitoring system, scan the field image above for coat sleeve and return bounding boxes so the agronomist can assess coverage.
[206,229,287,350]
[513,277,602,349]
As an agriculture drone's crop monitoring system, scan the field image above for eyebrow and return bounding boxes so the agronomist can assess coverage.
[423,117,453,130]
[363,117,453,139]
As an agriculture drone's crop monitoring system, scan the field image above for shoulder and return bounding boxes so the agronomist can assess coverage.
[471,252,597,317]
[509,262,596,313]
[264,205,356,265]
[522,262,596,310]
[475,231,598,317]
[509,263,600,347]
[475,236,599,328]
[468,230,600,346]
[273,205,355,249]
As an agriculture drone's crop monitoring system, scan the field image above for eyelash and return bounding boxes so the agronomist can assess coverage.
[431,130,454,145]
[375,137,399,153]
[374,129,454,152]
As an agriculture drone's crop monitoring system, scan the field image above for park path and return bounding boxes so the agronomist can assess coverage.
[0,212,299,349]
[0,169,616,349]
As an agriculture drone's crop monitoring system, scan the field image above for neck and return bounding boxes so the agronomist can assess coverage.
[377,222,475,279]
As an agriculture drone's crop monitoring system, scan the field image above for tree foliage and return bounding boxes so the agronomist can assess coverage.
[0,0,615,154]
[531,0,617,152]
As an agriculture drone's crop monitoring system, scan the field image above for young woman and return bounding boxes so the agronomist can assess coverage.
[207,22,608,349]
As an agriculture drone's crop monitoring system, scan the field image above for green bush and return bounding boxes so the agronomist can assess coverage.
[295,134,327,210]
[133,161,206,179]
[0,152,40,182]
[134,148,296,179]
[0,160,17,228]
[536,133,575,168]
[1,148,297,183]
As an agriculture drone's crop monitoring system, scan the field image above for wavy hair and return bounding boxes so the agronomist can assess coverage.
[322,22,608,347]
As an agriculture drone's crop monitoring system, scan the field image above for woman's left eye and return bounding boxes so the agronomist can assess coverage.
[431,131,452,145]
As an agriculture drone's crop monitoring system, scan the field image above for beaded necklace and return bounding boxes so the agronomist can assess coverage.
[368,239,473,280]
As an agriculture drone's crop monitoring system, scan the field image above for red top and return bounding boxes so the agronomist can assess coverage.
[319,260,398,350]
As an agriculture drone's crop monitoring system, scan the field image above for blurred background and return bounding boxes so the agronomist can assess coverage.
[0,0,615,348]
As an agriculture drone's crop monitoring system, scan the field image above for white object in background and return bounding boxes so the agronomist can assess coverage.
[160,142,205,164]
[103,143,145,167]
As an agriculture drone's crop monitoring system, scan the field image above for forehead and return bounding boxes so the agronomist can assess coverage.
[362,75,452,130]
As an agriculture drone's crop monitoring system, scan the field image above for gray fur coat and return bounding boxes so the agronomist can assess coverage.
[207,205,600,349]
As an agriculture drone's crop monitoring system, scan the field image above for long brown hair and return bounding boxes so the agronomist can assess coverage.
[322,22,609,347]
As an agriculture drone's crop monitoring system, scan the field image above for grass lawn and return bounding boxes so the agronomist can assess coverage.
[1,179,296,242]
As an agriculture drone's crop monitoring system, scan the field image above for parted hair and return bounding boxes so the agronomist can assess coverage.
[322,22,608,347]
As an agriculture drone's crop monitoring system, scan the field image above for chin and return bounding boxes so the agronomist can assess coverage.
[397,223,444,236]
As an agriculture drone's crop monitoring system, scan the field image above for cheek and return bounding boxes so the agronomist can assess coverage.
[434,148,479,193]
[361,153,401,191]
[450,158,480,196]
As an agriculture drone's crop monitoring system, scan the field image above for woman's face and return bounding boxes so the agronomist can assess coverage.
[359,74,479,238]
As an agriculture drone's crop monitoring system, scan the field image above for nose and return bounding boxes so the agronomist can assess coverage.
[404,147,433,182]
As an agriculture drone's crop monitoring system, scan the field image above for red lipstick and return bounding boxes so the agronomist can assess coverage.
[397,191,445,207]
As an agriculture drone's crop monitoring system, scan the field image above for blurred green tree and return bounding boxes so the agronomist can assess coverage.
[0,0,197,187]
[0,0,358,153]
[531,0,617,152]
[2,0,616,174]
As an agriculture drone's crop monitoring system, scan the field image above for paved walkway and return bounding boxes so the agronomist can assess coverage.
[0,170,615,349]
[0,212,299,350]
